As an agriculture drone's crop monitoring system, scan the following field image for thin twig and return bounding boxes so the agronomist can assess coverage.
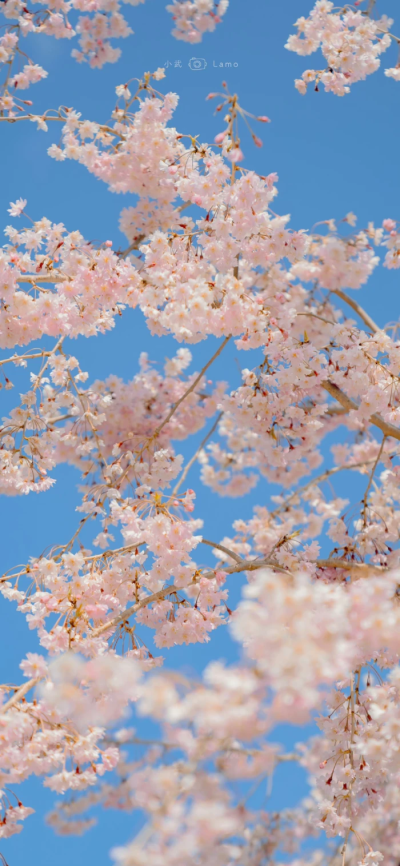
[0,350,52,367]
[297,311,336,326]
[270,459,375,519]
[152,336,231,441]
[172,412,223,495]
[362,436,386,525]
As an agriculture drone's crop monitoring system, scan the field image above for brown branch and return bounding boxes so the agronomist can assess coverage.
[322,380,400,441]
[0,349,52,367]
[315,559,386,573]
[172,412,223,495]
[92,585,180,637]
[91,555,289,638]
[200,538,243,563]
[297,311,336,326]
[118,236,145,259]
[332,289,379,333]
[1,676,42,713]
[362,435,386,525]
[17,275,67,284]
[152,336,231,441]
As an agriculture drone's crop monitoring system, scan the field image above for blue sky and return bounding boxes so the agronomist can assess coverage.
[0,0,399,862]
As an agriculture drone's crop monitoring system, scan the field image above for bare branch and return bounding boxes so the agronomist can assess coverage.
[152,336,231,441]
[332,288,379,333]
[172,412,223,495]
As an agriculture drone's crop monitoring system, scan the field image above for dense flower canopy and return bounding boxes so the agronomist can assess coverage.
[0,2,400,866]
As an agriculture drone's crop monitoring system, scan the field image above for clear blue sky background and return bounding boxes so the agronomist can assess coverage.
[0,0,399,862]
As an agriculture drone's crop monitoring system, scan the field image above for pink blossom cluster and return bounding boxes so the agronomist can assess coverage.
[286,1,395,96]
[198,314,400,497]
[0,656,131,832]
[166,0,228,43]
[0,502,228,653]
[231,569,400,719]
[0,31,48,113]
[295,668,400,862]
[40,653,141,729]
[0,0,228,116]
[48,92,305,342]
[382,218,400,268]
[0,335,225,495]
[0,218,140,347]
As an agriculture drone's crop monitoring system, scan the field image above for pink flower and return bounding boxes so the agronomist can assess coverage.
[8,198,27,217]
[383,218,396,231]
[20,653,48,679]
[226,147,244,163]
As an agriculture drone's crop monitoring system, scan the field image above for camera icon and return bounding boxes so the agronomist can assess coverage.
[188,57,207,71]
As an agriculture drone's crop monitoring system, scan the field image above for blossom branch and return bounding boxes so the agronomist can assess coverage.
[1,677,42,713]
[200,537,243,563]
[322,380,400,441]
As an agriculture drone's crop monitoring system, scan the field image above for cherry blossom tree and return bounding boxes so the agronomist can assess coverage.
[0,2,400,866]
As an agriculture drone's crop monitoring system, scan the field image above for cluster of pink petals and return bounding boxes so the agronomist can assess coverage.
[0,502,227,653]
[0,656,130,831]
[382,218,400,268]
[286,1,395,96]
[0,220,140,348]
[166,0,228,43]
[0,0,228,116]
